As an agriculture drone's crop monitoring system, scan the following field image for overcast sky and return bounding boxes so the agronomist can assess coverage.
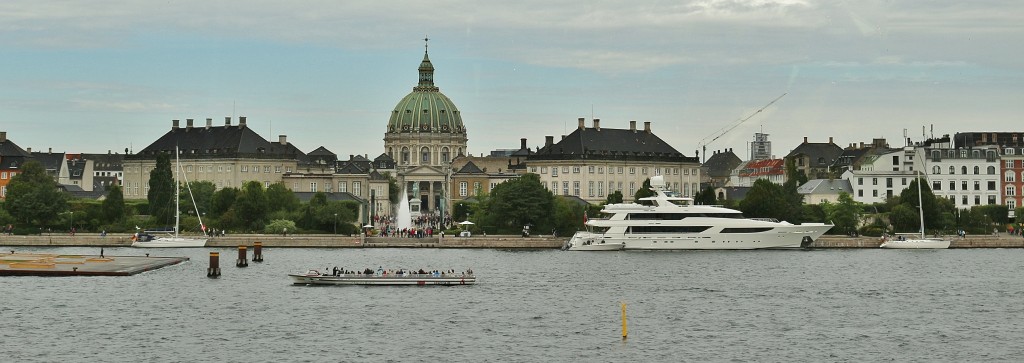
[2,1,1022,161]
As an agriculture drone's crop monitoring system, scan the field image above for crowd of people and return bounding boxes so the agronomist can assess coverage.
[370,213,452,238]
[322,266,473,277]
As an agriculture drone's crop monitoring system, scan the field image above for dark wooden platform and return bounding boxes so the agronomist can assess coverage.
[0,252,188,276]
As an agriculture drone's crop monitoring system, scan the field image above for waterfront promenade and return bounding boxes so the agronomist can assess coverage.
[2,233,1024,248]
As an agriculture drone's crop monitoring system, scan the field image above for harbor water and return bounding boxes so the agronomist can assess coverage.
[4,246,1024,362]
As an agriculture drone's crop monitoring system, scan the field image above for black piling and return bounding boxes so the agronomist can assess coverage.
[207,252,221,277]
[253,241,263,262]
[236,246,248,267]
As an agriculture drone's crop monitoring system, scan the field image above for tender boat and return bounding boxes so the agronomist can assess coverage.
[568,175,833,250]
[289,268,476,286]
[564,232,625,251]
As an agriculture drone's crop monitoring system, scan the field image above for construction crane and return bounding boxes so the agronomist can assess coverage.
[696,93,787,163]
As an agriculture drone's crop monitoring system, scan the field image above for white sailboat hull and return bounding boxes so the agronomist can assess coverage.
[879,238,950,249]
[132,237,207,248]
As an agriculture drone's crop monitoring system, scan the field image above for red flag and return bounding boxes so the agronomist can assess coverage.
[583,212,588,224]
[201,224,206,232]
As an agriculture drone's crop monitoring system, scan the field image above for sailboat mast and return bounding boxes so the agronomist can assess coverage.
[175,146,180,238]
[917,170,925,239]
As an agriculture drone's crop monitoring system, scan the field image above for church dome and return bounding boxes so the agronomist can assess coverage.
[386,49,466,135]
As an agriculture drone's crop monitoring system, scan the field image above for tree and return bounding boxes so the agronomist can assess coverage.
[739,179,791,220]
[633,178,655,204]
[605,190,624,205]
[479,173,554,234]
[210,187,239,217]
[382,172,400,205]
[693,186,717,205]
[235,181,269,231]
[897,177,943,232]
[4,160,68,226]
[825,192,861,235]
[147,152,174,223]
[180,181,215,218]
[102,184,126,222]
[266,182,299,213]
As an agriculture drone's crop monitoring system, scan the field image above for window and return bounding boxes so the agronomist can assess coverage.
[989,166,997,174]
[339,182,347,193]
[441,147,450,162]
[598,167,604,174]
[892,156,899,165]
[551,181,557,191]
[618,167,623,174]
[974,195,981,205]
[641,168,648,175]
[562,167,569,174]
[902,178,907,186]
[949,166,955,174]
[629,182,636,195]
[873,190,878,197]
[421,147,430,164]
[1006,160,1015,168]
[858,190,863,197]
[974,166,980,175]
[573,166,580,174]
[562,182,569,196]
[588,181,594,197]
[961,166,967,174]
[473,182,481,195]
[988,181,997,190]
[530,167,537,173]
[552,168,558,177]
[401,147,410,165]
[459,182,467,196]
[1007,148,1016,155]
[588,166,595,174]
[1006,171,1016,182]
[872,178,878,185]
[1010,200,1017,209]
[962,181,968,190]
[858,178,863,185]
[886,178,893,188]
[597,181,604,197]
[655,168,661,176]
[310,182,317,193]
[573,181,580,196]
[932,166,940,174]
[949,181,955,190]
[629,167,636,174]
[353,182,362,197]
[541,167,547,174]
[187,165,193,172]
[932,181,941,190]
[962,195,968,205]
[974,181,980,191]
[0,172,6,179]
[1008,186,1016,197]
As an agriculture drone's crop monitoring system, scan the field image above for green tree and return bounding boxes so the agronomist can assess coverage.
[382,172,400,205]
[633,178,655,204]
[264,219,297,235]
[102,184,126,222]
[4,160,68,226]
[825,192,861,235]
[897,177,943,232]
[180,180,215,217]
[235,181,269,231]
[693,186,717,205]
[605,190,624,205]
[210,187,239,217]
[739,179,791,220]
[147,152,174,223]
[889,204,919,234]
[479,173,554,234]
[266,182,299,213]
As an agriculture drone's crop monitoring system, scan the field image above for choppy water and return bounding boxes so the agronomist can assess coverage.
[3,246,1024,362]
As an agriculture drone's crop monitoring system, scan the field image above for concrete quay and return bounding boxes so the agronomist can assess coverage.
[0,252,188,276]
[3,233,1024,249]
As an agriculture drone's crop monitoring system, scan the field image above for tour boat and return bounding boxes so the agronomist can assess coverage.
[289,268,476,286]
[568,175,832,250]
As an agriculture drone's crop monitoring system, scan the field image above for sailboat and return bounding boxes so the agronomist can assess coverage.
[132,147,209,248]
[880,170,950,249]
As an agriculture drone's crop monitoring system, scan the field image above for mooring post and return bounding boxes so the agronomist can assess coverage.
[621,301,628,340]
[207,252,221,277]
[253,241,263,262]
[236,245,248,267]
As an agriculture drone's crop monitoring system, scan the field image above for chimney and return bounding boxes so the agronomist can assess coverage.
[629,120,636,131]
[643,121,651,133]
[27,147,32,153]
[829,136,834,144]
[224,116,232,126]
[186,118,194,129]
[860,142,864,149]
[578,117,585,130]
[206,118,213,129]
[279,135,287,145]
[545,135,554,147]
[593,118,600,131]
[48,147,52,153]
[239,116,247,127]
[172,119,180,129]
[108,150,112,154]
[561,135,566,140]
[0,131,5,142]
[520,138,527,150]
[803,136,808,144]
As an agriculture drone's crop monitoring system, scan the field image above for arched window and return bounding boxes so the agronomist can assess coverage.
[1007,185,1016,197]
[949,166,955,174]
[441,147,450,163]
[401,147,410,165]
[961,166,967,175]
[457,148,463,157]
[1006,171,1016,183]
[988,166,996,174]
[973,166,980,175]
[421,147,431,164]
[932,166,941,174]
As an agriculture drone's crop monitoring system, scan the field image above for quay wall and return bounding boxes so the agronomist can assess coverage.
[3,234,1023,249]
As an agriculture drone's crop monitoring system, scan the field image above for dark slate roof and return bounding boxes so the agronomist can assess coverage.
[456,161,484,174]
[307,146,335,156]
[336,161,370,175]
[530,126,696,163]
[82,153,124,172]
[785,141,844,168]
[373,153,396,170]
[702,150,742,178]
[29,151,65,173]
[129,122,305,161]
[368,170,388,181]
[716,186,751,200]
[0,137,32,169]
[67,159,87,180]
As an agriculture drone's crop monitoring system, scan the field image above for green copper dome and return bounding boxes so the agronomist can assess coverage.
[386,49,466,134]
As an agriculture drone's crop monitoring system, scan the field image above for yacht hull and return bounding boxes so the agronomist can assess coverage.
[879,239,950,249]
[573,224,832,250]
[132,237,208,248]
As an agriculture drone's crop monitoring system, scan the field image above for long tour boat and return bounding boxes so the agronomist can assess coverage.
[289,267,476,286]
[566,175,833,250]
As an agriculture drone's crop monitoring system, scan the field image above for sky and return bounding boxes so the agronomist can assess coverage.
[2,1,1022,161]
